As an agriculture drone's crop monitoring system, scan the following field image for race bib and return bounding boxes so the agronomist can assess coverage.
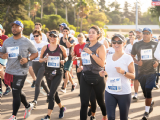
[47,56,60,68]
[77,60,80,66]
[81,52,91,65]
[141,49,152,60]
[34,48,42,61]
[7,46,19,58]
[107,77,122,92]
[66,48,69,56]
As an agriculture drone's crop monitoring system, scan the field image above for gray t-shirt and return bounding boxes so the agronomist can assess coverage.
[1,36,37,76]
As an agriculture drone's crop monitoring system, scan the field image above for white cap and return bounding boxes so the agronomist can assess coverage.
[70,30,75,35]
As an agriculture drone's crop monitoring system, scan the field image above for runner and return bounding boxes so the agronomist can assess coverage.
[39,30,67,120]
[0,20,38,120]
[131,28,158,120]
[126,31,136,45]
[30,30,50,108]
[80,25,107,120]
[0,24,11,97]
[60,27,77,93]
[99,28,109,49]
[131,28,143,101]
[29,22,48,88]
[100,34,135,120]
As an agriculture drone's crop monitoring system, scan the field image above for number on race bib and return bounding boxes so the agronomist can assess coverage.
[141,49,152,60]
[7,46,19,58]
[47,56,60,68]
[107,77,122,92]
[81,52,91,65]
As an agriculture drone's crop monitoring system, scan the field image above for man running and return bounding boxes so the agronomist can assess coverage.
[131,28,158,120]
[29,22,48,88]
[0,24,11,97]
[0,20,38,120]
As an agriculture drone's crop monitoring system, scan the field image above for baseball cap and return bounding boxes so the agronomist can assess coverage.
[70,30,75,35]
[49,30,59,37]
[0,24,3,30]
[63,27,70,31]
[11,20,24,28]
[59,23,67,27]
[142,28,152,34]
[112,34,125,42]
[135,28,142,33]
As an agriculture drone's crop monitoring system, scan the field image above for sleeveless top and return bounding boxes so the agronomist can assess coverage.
[60,37,73,60]
[82,42,104,74]
[99,37,105,44]
[43,44,63,71]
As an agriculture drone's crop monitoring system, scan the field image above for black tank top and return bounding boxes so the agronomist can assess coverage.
[60,37,73,60]
[43,44,63,71]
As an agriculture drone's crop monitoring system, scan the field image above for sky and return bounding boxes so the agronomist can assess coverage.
[105,0,152,13]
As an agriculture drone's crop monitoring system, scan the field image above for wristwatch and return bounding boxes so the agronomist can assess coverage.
[90,52,95,56]
[123,71,127,76]
[27,57,31,61]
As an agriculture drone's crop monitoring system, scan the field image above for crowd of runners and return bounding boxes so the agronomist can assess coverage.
[0,20,160,120]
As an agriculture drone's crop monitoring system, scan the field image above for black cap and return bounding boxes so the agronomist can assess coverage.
[63,27,70,31]
[49,30,59,37]
[112,34,125,42]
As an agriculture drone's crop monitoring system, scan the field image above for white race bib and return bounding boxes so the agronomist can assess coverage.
[7,46,19,58]
[47,56,60,68]
[77,60,80,66]
[107,77,122,92]
[66,48,69,56]
[81,52,91,65]
[141,49,152,60]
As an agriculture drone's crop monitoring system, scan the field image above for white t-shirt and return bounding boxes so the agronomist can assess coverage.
[125,44,133,55]
[133,39,143,44]
[154,41,160,60]
[32,41,48,61]
[105,53,133,95]
[107,47,115,55]
[30,33,48,42]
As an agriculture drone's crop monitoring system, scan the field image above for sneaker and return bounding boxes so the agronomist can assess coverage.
[7,115,17,120]
[61,88,66,93]
[132,94,138,101]
[61,81,70,89]
[88,108,91,116]
[0,90,3,97]
[71,83,77,92]
[31,81,36,88]
[59,106,66,118]
[41,115,50,120]
[90,116,96,120]
[24,103,34,119]
[149,101,154,113]
[3,87,11,96]
[141,112,149,120]
[30,100,37,109]
[154,84,159,89]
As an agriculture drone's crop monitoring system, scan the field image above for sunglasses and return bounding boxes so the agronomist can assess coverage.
[50,35,58,38]
[35,23,41,26]
[112,40,123,44]
[143,32,150,35]
[33,35,39,37]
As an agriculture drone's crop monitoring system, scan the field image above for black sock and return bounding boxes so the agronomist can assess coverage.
[0,78,2,89]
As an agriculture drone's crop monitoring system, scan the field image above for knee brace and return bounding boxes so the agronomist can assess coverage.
[145,88,152,98]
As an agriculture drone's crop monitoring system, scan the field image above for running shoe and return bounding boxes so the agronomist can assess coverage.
[88,108,91,116]
[132,94,138,101]
[61,81,70,88]
[3,87,11,96]
[24,103,34,119]
[90,116,96,120]
[0,90,3,97]
[141,112,149,120]
[7,115,17,120]
[154,84,159,89]
[31,80,36,88]
[30,100,37,109]
[61,88,66,93]
[41,115,50,120]
[71,83,77,92]
[59,106,66,118]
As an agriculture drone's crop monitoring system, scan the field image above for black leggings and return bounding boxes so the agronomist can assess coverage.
[45,71,63,110]
[0,78,8,89]
[76,65,81,85]
[80,74,106,120]
[11,75,29,116]
[32,62,49,101]
[156,63,160,84]
[105,91,131,120]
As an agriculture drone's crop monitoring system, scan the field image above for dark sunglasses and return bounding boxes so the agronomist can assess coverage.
[50,35,58,38]
[112,40,123,44]
[143,32,150,35]
[35,23,41,26]
[33,35,39,37]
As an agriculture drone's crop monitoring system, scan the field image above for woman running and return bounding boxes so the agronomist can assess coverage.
[30,30,50,107]
[100,34,135,120]
[39,30,68,120]
[80,25,107,120]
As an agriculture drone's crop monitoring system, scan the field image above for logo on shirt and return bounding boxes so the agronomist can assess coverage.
[37,47,42,52]
[10,47,19,51]
[79,48,82,53]
[151,45,155,48]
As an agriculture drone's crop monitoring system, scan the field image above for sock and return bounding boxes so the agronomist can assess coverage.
[0,78,2,89]
[145,106,150,113]
[135,93,138,97]
[2,79,8,87]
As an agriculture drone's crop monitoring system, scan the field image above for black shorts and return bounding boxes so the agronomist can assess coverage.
[12,75,27,89]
